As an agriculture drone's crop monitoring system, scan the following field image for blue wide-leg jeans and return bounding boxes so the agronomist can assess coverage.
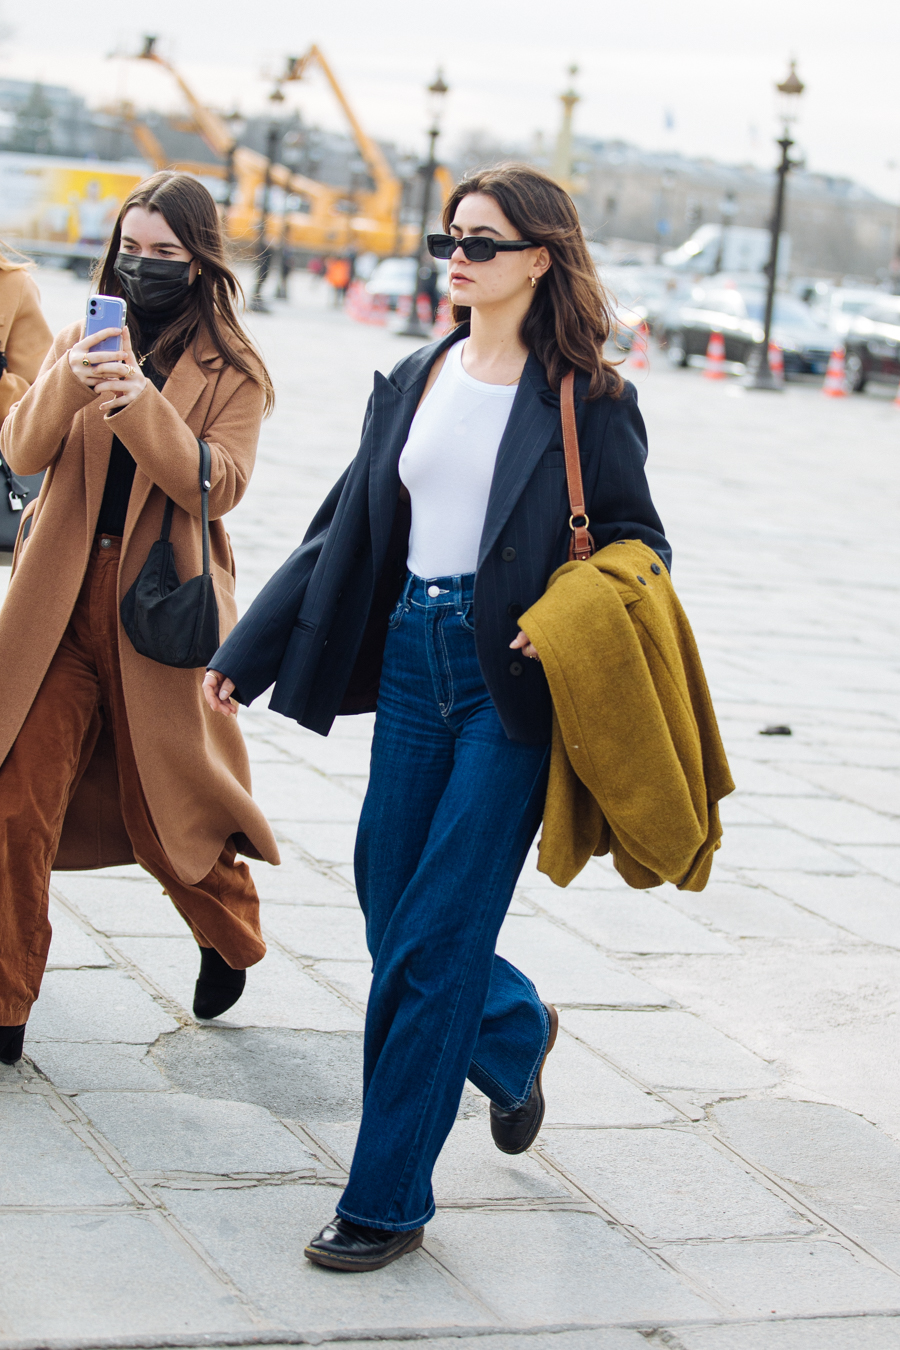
[337,572,551,1232]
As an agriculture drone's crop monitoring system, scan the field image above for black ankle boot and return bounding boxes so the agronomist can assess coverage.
[192,947,246,1020]
[0,1024,26,1065]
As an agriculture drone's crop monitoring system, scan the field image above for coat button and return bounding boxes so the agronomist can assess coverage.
[651,563,661,575]
[509,661,523,676]
[637,575,647,585]
[507,602,523,619]
[501,546,517,562]
[100,537,111,548]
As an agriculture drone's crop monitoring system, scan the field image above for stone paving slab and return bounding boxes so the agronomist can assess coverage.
[425,1210,715,1323]
[664,1238,900,1317]
[150,1024,366,1125]
[263,902,370,963]
[26,967,179,1043]
[25,1040,170,1092]
[45,901,113,968]
[0,1211,255,1338]
[662,881,840,940]
[0,1093,126,1206]
[714,1099,900,1268]
[160,1182,491,1332]
[540,1127,811,1240]
[113,935,362,1031]
[560,1009,778,1090]
[315,1118,569,1202]
[495,912,679,1006]
[75,1091,319,1175]
[760,871,900,948]
[541,1031,678,1127]
[530,888,733,956]
[54,873,195,936]
[674,1317,900,1349]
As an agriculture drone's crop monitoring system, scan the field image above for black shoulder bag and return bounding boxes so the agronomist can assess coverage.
[0,454,43,554]
[120,439,220,668]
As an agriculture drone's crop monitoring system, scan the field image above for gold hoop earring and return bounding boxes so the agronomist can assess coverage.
[530,276,536,289]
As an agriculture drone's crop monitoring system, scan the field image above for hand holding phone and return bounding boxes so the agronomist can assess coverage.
[85,294,127,350]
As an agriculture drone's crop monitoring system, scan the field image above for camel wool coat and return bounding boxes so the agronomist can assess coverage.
[0,266,53,424]
[0,321,280,885]
[519,539,734,892]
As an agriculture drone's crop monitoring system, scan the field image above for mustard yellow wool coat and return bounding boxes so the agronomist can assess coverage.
[0,321,280,884]
[0,267,53,425]
[519,539,734,891]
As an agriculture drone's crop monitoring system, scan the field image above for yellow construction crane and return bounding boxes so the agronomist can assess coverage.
[128,36,425,256]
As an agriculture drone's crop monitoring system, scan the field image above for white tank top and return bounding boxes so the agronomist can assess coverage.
[399,340,517,579]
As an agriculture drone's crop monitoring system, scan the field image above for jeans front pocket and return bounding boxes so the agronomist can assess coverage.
[458,603,476,634]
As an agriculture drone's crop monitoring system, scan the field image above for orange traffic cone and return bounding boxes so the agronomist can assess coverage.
[768,341,785,385]
[628,321,650,372]
[893,378,900,408]
[822,346,847,398]
[704,330,727,379]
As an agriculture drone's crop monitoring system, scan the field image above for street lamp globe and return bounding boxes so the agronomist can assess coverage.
[427,69,449,132]
[776,59,805,128]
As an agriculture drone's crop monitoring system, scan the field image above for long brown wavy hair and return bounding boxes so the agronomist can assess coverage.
[443,164,622,400]
[96,171,274,414]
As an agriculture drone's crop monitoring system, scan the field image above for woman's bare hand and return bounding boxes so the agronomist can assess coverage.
[96,325,148,412]
[510,630,540,661]
[203,669,238,716]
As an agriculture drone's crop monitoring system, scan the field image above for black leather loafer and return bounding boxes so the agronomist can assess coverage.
[304,1216,424,1272]
[490,1002,558,1155]
[193,947,246,1020]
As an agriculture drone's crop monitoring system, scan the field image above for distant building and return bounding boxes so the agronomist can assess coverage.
[574,140,897,282]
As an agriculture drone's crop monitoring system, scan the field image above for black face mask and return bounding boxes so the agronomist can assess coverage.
[114,255,194,314]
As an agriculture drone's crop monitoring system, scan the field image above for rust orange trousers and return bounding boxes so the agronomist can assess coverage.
[0,536,265,1025]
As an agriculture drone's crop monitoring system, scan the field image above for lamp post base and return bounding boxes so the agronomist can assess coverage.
[396,316,433,338]
[745,352,784,391]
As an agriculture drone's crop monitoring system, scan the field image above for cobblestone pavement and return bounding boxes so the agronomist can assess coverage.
[3,269,900,1349]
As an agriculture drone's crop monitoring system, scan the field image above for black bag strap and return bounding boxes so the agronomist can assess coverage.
[198,439,211,578]
[157,440,212,578]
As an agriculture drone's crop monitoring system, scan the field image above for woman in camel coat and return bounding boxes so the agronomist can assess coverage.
[0,173,279,1066]
[0,247,53,429]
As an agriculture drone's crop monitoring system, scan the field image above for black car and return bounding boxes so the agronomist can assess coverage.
[844,305,900,392]
[661,282,833,375]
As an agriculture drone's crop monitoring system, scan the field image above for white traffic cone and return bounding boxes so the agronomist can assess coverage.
[628,322,650,372]
[704,330,727,380]
[822,346,848,398]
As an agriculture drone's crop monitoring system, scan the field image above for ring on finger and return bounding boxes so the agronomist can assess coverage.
[82,358,91,367]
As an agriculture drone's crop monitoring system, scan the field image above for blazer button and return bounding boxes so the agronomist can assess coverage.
[637,575,647,585]
[509,661,523,676]
[651,563,661,575]
[501,546,517,562]
[507,602,523,619]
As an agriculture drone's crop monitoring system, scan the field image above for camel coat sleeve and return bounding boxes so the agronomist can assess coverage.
[104,369,264,519]
[0,269,55,426]
[0,322,95,472]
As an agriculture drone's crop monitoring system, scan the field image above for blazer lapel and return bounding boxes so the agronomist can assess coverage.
[477,355,560,567]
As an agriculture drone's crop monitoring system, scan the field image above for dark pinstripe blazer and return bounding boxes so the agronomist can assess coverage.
[210,324,670,744]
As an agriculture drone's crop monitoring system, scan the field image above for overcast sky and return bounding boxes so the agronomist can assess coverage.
[2,0,898,202]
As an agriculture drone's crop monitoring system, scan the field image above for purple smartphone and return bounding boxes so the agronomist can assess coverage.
[85,294,127,352]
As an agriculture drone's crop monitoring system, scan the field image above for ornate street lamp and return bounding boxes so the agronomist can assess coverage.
[749,60,805,390]
[398,68,450,339]
[251,84,286,313]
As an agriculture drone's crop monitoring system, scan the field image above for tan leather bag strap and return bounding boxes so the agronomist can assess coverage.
[561,370,595,561]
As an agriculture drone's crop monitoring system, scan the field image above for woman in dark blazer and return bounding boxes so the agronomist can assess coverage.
[204,165,670,1271]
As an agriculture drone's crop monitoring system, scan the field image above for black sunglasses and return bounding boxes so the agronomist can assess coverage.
[427,233,536,262]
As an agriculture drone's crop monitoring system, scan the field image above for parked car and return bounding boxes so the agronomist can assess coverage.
[812,287,893,338]
[365,257,448,311]
[660,281,833,374]
[844,305,900,392]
